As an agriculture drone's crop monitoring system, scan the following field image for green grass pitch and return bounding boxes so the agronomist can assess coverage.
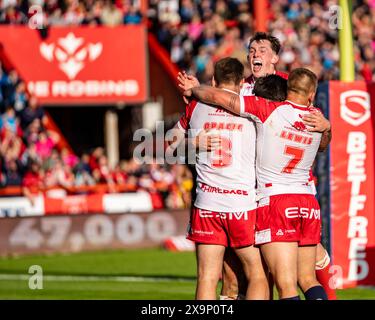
[0,248,374,300]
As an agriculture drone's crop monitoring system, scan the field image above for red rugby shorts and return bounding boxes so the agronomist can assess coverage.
[187,206,256,247]
[255,194,321,246]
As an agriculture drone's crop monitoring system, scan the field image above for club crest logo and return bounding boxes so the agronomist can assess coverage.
[340,90,371,126]
[40,32,103,80]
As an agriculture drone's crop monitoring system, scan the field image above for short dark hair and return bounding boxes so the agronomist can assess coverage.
[253,75,287,101]
[287,68,318,96]
[248,32,281,54]
[214,57,244,86]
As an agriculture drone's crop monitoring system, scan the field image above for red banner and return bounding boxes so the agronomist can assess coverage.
[0,26,147,105]
[329,81,375,288]
[44,194,103,215]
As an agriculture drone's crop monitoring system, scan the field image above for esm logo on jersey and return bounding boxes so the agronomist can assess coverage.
[285,207,320,220]
[340,90,371,126]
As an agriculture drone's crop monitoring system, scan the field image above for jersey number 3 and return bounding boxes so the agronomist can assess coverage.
[282,146,305,173]
[211,137,232,168]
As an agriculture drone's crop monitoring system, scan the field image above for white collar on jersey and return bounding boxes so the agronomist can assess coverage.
[222,88,239,95]
[249,70,278,84]
[285,100,309,108]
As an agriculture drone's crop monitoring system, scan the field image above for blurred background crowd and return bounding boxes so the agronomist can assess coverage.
[0,63,193,209]
[0,0,374,208]
[0,0,373,83]
[148,0,375,82]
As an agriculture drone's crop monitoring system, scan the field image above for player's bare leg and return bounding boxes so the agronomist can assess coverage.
[260,242,299,299]
[298,245,328,300]
[220,248,247,300]
[195,244,226,300]
[316,243,328,263]
[234,245,269,300]
[315,243,337,299]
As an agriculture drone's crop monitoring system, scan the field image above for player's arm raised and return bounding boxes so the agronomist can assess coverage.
[185,85,242,115]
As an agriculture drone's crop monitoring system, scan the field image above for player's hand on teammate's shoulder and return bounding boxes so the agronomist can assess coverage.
[302,111,331,133]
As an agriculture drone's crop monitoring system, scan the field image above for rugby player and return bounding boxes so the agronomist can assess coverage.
[184,68,328,300]
[178,32,336,300]
[169,57,269,300]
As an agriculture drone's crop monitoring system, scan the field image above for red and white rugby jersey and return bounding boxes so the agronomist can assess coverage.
[177,91,257,212]
[239,96,322,199]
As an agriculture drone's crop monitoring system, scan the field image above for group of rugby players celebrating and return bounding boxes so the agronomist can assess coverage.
[169,32,336,300]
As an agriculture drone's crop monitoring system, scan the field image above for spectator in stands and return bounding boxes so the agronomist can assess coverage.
[61,147,79,169]
[0,69,20,107]
[63,0,86,25]
[1,5,26,25]
[125,174,138,192]
[20,142,40,168]
[100,0,123,26]
[23,118,42,145]
[1,106,21,135]
[138,173,156,191]
[3,159,23,186]
[73,153,95,187]
[92,154,116,192]
[112,162,127,185]
[173,164,193,207]
[76,152,92,174]
[20,95,45,129]
[89,146,104,172]
[45,158,74,189]
[0,127,25,163]
[150,163,172,202]
[123,4,142,24]
[13,81,28,114]
[35,131,58,161]
[22,161,45,205]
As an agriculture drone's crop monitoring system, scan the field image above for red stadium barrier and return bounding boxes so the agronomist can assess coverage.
[0,191,156,217]
[0,183,138,197]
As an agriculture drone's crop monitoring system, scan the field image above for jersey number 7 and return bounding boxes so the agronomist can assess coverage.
[282,145,305,174]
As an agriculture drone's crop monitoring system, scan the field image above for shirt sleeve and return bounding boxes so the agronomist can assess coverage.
[177,100,198,133]
[240,96,280,123]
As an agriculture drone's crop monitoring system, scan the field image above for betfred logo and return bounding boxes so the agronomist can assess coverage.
[40,32,103,80]
[340,90,371,126]
[346,131,369,282]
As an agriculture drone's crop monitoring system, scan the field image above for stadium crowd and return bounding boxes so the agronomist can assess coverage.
[0,0,373,83]
[0,64,193,209]
[0,0,143,26]
[148,0,375,83]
